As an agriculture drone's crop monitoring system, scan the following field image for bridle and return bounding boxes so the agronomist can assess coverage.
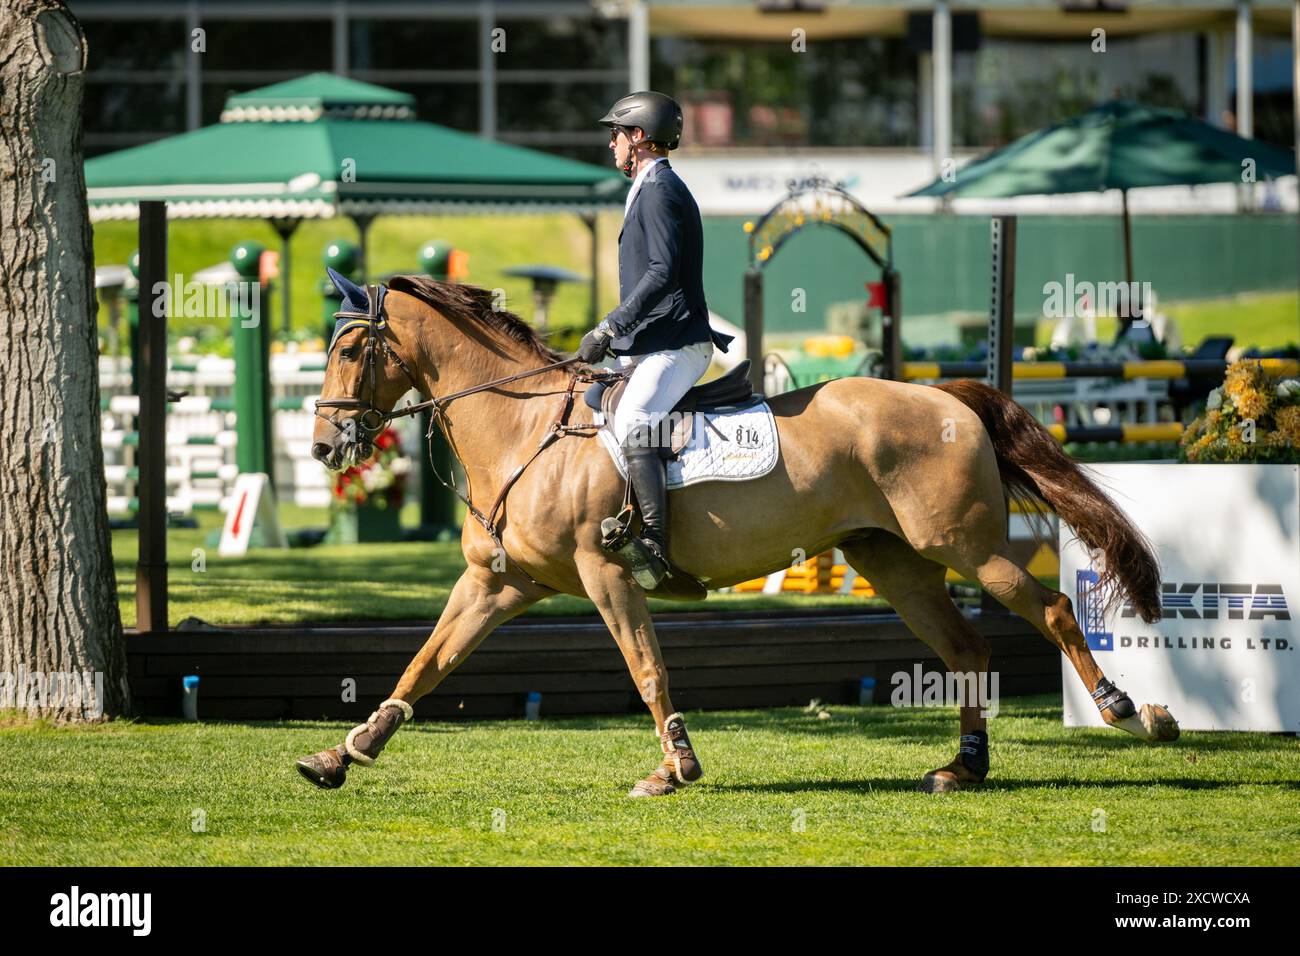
[314,284,587,437]
[314,284,425,445]
[313,284,615,582]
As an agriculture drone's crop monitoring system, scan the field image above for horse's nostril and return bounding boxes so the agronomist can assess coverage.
[312,442,333,461]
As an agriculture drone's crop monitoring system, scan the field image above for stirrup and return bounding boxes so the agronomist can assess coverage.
[601,509,670,589]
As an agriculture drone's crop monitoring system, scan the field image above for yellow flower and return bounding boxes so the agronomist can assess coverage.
[1236,389,1270,421]
[1276,405,1300,444]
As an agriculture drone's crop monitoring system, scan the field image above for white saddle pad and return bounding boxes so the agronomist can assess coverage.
[596,401,780,489]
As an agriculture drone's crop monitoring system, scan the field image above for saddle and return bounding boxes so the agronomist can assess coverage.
[584,360,760,457]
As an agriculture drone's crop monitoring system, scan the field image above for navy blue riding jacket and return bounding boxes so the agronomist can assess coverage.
[601,160,734,357]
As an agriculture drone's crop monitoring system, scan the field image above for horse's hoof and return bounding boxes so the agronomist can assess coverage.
[1112,703,1181,742]
[1141,703,1180,742]
[920,770,962,793]
[628,779,677,797]
[628,765,679,797]
[295,749,347,789]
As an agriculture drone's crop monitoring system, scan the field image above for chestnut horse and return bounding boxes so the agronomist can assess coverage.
[295,275,1178,797]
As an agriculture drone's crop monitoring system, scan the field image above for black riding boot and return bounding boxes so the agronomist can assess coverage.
[623,429,670,589]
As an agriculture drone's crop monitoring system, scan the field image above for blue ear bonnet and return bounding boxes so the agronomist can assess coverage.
[326,267,388,353]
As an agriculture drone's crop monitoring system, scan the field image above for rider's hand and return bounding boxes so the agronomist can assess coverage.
[576,324,613,364]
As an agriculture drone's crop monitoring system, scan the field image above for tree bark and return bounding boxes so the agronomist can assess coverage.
[0,0,131,720]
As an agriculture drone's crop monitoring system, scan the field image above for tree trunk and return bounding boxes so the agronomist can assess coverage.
[0,0,131,720]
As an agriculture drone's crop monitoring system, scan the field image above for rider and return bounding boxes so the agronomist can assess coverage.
[577,91,734,588]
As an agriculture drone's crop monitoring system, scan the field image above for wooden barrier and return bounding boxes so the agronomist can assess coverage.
[127,609,1052,720]
[903,358,1300,382]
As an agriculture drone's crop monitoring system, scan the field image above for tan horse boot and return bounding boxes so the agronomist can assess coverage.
[921,730,989,793]
[629,712,703,797]
[294,698,414,790]
[344,698,415,765]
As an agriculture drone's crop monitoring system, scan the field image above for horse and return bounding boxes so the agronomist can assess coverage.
[294,274,1179,796]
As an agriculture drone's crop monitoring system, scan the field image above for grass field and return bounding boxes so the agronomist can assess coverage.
[1,695,1296,866]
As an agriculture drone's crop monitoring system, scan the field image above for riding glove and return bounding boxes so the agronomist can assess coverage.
[576,323,613,364]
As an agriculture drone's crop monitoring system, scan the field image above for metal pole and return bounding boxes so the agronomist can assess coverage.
[353,214,375,281]
[135,201,168,635]
[881,269,903,382]
[332,0,349,74]
[628,0,650,92]
[744,268,764,394]
[185,1,201,131]
[984,215,1015,617]
[988,216,1017,395]
[918,51,933,150]
[1236,0,1254,139]
[1236,0,1255,211]
[932,1,952,176]
[271,219,300,339]
[583,212,599,329]
[1121,189,1134,289]
[231,242,273,480]
[1294,0,1299,334]
[480,0,497,138]
[1206,31,1230,125]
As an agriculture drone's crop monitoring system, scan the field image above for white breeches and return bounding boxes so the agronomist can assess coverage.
[612,340,714,448]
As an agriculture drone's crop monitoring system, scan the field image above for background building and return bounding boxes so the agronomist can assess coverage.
[74,0,1299,334]
[73,0,1297,164]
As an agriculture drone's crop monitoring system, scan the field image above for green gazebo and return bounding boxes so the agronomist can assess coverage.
[85,72,627,327]
[86,73,626,542]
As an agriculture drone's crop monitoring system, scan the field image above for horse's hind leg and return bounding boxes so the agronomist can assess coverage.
[930,542,1179,744]
[842,532,993,792]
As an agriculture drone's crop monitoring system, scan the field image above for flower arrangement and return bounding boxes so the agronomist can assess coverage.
[1179,361,1300,463]
[331,427,412,509]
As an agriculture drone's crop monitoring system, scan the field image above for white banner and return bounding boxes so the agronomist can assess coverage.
[1060,463,1299,732]
[667,153,1295,217]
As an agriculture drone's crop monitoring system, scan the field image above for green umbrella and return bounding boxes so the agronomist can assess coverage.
[86,73,627,331]
[906,99,1296,288]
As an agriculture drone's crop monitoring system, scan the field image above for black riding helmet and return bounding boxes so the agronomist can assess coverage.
[598,91,683,151]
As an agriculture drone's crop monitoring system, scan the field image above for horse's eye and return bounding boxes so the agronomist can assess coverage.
[340,346,358,360]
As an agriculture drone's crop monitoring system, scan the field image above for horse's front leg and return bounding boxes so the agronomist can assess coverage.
[578,557,703,798]
[295,564,546,789]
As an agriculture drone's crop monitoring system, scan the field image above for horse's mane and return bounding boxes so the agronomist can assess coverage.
[387,274,564,363]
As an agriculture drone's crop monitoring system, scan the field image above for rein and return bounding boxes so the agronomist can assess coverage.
[314,285,618,581]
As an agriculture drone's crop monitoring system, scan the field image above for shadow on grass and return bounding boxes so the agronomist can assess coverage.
[708,776,1300,795]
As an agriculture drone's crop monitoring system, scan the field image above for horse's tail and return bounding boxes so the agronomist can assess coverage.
[933,378,1161,624]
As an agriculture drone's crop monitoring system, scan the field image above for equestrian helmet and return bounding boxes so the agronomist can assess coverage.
[598,91,683,150]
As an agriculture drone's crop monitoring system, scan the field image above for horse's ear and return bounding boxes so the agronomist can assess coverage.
[327,266,369,314]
